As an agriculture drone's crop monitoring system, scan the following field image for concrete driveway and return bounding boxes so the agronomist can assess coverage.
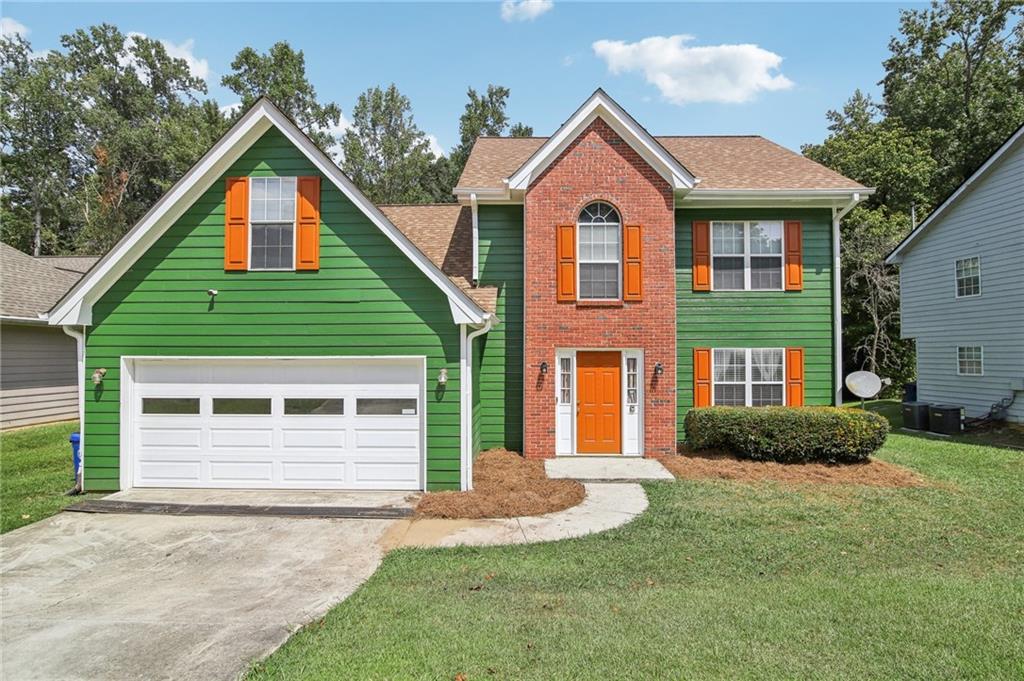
[1,498,403,681]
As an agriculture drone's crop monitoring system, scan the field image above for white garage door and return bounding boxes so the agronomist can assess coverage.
[125,358,424,490]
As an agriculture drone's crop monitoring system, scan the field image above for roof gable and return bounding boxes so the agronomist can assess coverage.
[48,98,490,326]
[887,123,1024,264]
[504,89,697,194]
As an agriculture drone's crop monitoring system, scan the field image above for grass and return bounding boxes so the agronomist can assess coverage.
[0,421,100,533]
[249,432,1024,680]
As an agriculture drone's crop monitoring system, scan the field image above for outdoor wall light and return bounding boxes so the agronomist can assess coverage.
[540,361,549,375]
[207,289,218,297]
[91,368,107,385]
[654,362,664,376]
[437,368,448,385]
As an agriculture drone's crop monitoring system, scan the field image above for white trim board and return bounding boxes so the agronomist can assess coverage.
[887,123,1024,264]
[48,98,489,327]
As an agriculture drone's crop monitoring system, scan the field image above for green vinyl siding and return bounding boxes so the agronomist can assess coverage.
[473,205,524,453]
[83,128,463,491]
[676,208,836,430]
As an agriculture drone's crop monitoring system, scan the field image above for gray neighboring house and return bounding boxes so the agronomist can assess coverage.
[887,124,1024,423]
[0,244,98,429]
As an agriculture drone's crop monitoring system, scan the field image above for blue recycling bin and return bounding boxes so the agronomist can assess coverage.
[69,432,81,479]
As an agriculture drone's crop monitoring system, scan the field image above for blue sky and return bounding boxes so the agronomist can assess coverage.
[2,2,923,154]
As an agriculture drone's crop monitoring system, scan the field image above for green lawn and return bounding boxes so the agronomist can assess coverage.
[0,421,100,533]
[249,432,1024,680]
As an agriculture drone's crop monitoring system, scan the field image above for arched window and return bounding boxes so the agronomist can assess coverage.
[577,202,621,299]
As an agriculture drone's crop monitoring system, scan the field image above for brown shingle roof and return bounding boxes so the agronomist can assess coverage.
[36,255,100,275]
[0,244,85,319]
[379,205,498,314]
[457,135,865,191]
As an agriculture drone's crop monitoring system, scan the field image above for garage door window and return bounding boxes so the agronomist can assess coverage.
[356,398,417,415]
[284,398,344,415]
[212,398,272,415]
[142,398,200,415]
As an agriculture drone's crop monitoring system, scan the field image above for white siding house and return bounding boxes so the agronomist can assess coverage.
[887,125,1024,423]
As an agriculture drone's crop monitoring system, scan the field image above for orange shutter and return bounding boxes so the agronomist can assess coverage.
[623,224,642,301]
[224,178,249,271]
[556,224,576,302]
[692,221,711,291]
[784,220,803,291]
[693,348,712,407]
[296,176,321,271]
[786,347,805,406]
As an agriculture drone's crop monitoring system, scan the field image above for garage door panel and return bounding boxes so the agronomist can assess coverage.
[138,428,201,448]
[138,460,202,482]
[130,358,424,490]
[209,428,274,449]
[281,428,347,449]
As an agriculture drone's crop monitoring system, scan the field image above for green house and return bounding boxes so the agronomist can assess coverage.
[49,91,869,492]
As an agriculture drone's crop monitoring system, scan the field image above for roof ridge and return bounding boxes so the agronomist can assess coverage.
[656,134,764,139]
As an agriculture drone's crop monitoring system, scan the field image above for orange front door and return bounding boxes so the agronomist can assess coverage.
[576,351,621,454]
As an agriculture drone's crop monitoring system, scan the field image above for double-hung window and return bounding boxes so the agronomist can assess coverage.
[954,256,981,298]
[711,221,783,290]
[577,202,621,299]
[712,348,785,406]
[249,177,297,270]
[957,346,983,376]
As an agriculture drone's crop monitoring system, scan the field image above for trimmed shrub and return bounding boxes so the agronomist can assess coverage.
[684,407,889,464]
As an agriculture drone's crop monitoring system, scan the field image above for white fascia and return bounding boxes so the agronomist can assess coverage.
[48,98,488,327]
[680,188,875,209]
[507,89,697,193]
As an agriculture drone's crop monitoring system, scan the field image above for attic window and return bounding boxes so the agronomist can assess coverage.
[250,177,296,270]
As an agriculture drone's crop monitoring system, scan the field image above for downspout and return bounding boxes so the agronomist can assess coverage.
[461,314,495,490]
[62,324,86,493]
[470,193,479,284]
[832,193,860,406]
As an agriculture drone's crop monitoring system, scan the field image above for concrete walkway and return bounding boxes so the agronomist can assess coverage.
[382,483,647,549]
[545,457,674,481]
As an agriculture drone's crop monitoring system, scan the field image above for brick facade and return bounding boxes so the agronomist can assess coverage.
[523,118,677,458]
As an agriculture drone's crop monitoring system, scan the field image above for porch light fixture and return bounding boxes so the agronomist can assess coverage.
[91,368,107,385]
[207,289,218,297]
[654,362,664,376]
[540,361,549,375]
[437,368,448,385]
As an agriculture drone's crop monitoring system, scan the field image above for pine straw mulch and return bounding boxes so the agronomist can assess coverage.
[656,447,927,488]
[415,449,586,519]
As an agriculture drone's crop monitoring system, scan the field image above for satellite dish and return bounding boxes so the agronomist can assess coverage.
[846,370,883,407]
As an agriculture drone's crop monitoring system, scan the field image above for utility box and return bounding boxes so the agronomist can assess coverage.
[901,402,930,430]
[929,405,963,435]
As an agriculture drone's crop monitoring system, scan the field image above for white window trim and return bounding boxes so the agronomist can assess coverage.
[576,203,622,301]
[956,345,984,376]
[248,176,298,272]
[709,220,785,292]
[953,255,982,299]
[711,347,787,407]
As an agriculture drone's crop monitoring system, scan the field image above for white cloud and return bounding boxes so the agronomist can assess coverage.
[592,34,794,105]
[426,134,445,158]
[126,32,210,82]
[501,0,553,22]
[1,16,29,38]
[219,102,242,116]
[561,54,574,67]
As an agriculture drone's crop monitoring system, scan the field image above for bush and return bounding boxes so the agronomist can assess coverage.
[684,407,889,464]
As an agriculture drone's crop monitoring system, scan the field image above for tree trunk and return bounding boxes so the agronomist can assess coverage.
[32,204,42,257]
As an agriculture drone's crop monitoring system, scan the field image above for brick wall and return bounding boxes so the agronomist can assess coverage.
[523,118,677,458]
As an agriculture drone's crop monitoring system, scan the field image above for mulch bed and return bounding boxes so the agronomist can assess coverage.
[415,449,585,519]
[657,447,926,488]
